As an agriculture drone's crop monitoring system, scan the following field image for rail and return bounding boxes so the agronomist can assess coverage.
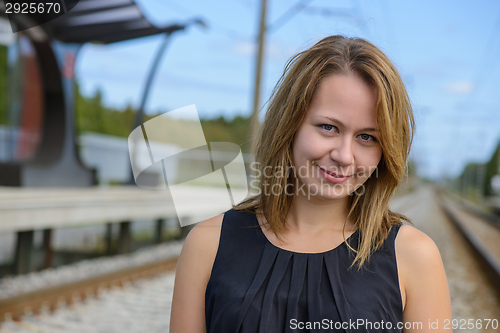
[436,189,500,292]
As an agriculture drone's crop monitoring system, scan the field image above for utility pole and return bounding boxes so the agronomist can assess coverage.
[250,0,268,151]
[248,0,356,149]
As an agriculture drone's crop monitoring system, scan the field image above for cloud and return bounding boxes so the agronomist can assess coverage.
[442,81,474,94]
[233,40,254,56]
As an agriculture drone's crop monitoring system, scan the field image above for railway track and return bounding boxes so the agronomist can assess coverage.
[0,266,178,333]
[437,189,500,294]
[0,257,178,324]
[0,240,182,332]
[392,186,500,325]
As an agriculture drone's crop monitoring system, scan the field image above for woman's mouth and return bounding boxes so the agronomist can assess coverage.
[316,165,352,184]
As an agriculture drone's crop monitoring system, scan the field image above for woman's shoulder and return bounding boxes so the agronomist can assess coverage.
[173,214,225,297]
[170,214,226,332]
[183,213,225,259]
[394,224,447,311]
[395,224,441,262]
[183,208,258,255]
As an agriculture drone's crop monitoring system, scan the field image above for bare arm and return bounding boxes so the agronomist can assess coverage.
[170,214,224,333]
[396,225,452,333]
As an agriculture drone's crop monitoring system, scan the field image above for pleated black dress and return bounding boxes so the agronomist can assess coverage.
[205,209,403,333]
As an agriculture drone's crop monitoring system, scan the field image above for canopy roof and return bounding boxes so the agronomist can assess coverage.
[4,0,185,44]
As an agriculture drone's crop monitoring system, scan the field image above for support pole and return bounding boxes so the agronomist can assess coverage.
[14,230,34,274]
[250,0,268,151]
[128,33,172,184]
[118,221,132,254]
[155,218,164,244]
[105,223,113,255]
[42,228,53,269]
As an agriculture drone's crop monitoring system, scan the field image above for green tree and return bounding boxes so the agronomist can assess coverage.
[75,82,135,138]
[200,115,252,153]
[484,141,500,196]
[75,82,253,153]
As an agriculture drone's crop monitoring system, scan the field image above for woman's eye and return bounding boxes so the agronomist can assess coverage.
[359,134,377,142]
[320,124,336,132]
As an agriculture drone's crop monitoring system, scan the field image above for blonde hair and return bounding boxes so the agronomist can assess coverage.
[236,35,414,268]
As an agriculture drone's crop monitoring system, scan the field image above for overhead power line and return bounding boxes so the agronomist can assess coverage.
[148,0,250,40]
[267,0,314,33]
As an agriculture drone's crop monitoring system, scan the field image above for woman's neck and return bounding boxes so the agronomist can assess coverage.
[285,194,354,234]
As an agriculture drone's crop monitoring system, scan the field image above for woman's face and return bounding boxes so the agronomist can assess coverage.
[291,73,382,201]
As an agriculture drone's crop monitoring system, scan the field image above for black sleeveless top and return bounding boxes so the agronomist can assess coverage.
[205,209,403,333]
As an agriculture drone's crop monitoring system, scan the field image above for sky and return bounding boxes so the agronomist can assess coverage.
[75,0,500,180]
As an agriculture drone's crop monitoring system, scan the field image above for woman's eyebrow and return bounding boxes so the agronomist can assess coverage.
[322,116,378,132]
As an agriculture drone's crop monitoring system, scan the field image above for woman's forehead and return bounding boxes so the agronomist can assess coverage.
[311,113,379,132]
[305,74,379,129]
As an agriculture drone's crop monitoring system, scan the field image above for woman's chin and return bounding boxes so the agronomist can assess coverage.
[293,181,354,201]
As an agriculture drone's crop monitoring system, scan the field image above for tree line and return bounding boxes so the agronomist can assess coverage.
[75,83,253,154]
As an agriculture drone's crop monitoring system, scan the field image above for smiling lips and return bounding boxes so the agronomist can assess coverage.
[316,165,352,184]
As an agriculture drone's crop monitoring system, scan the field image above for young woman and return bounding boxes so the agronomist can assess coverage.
[170,35,451,332]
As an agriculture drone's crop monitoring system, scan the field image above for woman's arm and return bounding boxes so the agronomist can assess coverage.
[396,225,452,333]
[170,214,224,333]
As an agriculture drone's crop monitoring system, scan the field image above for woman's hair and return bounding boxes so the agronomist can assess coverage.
[235,35,415,268]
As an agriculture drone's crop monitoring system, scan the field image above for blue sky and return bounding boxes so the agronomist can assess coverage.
[75,0,500,180]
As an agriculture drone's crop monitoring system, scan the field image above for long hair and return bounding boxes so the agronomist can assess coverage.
[236,35,415,268]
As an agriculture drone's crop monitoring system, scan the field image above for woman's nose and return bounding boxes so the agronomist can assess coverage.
[329,136,354,167]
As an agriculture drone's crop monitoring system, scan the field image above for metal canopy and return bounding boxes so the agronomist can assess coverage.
[12,0,185,44]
